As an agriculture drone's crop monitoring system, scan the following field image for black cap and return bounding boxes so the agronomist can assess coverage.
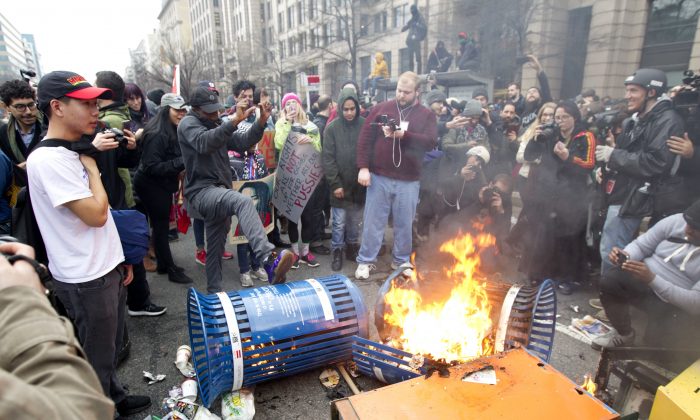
[38,71,112,112]
[189,86,222,113]
[684,200,700,230]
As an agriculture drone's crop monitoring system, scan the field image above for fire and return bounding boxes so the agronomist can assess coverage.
[383,232,496,363]
[581,374,597,394]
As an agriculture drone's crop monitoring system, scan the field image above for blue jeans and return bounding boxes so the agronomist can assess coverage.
[599,205,643,276]
[331,205,364,250]
[357,173,419,265]
[363,76,383,95]
[237,243,260,273]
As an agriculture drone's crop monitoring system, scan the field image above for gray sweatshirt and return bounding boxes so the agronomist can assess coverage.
[177,112,265,200]
[625,213,700,315]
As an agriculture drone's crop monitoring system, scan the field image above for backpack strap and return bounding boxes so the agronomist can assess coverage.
[36,139,73,149]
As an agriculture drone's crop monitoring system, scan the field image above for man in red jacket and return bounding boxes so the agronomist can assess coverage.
[355,72,438,279]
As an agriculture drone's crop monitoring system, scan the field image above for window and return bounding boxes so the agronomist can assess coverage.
[261,28,267,45]
[279,41,285,59]
[399,48,410,72]
[392,5,408,28]
[360,55,371,79]
[213,0,219,7]
[260,3,265,19]
[278,12,284,31]
[360,14,369,36]
[214,12,221,26]
[300,32,307,52]
[337,17,345,40]
[310,28,318,48]
[298,1,304,24]
[382,51,392,75]
[289,37,296,55]
[309,0,316,20]
[288,6,294,29]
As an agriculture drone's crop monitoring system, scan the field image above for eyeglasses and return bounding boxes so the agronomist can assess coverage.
[10,102,37,112]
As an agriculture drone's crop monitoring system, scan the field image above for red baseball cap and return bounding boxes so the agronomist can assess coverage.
[38,71,112,111]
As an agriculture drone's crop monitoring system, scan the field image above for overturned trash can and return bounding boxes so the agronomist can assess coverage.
[187,274,368,407]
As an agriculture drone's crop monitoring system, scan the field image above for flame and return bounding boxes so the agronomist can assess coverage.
[383,232,496,363]
[581,374,597,394]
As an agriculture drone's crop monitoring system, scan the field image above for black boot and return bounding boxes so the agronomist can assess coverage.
[168,267,193,284]
[345,244,359,261]
[332,249,343,271]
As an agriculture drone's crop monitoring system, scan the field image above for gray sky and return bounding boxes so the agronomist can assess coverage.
[2,0,161,82]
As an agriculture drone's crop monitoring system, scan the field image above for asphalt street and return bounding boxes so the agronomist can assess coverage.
[118,225,607,419]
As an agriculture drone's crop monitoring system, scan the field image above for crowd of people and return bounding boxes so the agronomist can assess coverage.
[1,53,699,417]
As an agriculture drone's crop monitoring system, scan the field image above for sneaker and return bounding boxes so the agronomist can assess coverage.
[128,302,167,317]
[332,248,343,271]
[589,298,603,310]
[195,249,206,266]
[167,267,194,284]
[250,267,268,281]
[116,395,152,416]
[222,251,234,260]
[591,329,635,351]
[310,244,331,255]
[300,252,320,267]
[240,272,254,287]
[168,230,179,242]
[264,249,294,285]
[558,282,574,295]
[355,263,376,280]
[291,253,300,269]
[594,309,610,323]
[391,261,413,271]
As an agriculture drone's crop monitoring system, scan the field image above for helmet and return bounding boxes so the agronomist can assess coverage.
[624,68,667,96]
[461,99,483,118]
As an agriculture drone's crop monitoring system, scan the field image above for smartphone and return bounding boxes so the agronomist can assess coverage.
[617,253,628,267]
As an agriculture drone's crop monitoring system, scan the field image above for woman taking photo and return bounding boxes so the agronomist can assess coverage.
[274,93,323,269]
[134,94,193,284]
[124,83,151,132]
[522,100,596,294]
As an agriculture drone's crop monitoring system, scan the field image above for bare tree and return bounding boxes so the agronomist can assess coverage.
[143,37,208,100]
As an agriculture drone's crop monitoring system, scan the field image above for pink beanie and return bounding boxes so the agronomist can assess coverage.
[281,92,302,109]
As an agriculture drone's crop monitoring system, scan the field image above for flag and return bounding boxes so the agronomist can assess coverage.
[171,64,180,95]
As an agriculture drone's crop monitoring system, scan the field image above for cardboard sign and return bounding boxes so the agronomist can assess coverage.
[272,132,324,222]
[258,130,277,169]
[229,173,276,244]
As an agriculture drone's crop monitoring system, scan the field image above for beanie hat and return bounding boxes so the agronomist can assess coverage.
[467,145,490,164]
[684,200,700,230]
[281,93,302,109]
[423,89,447,106]
[472,87,488,99]
[461,99,483,118]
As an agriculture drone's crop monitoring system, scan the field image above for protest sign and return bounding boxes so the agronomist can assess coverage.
[229,173,276,244]
[272,132,324,222]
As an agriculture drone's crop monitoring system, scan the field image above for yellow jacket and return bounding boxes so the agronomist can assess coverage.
[370,52,389,78]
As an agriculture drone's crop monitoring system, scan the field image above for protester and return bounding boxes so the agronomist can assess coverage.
[146,88,165,116]
[595,69,684,277]
[592,201,700,350]
[456,32,480,72]
[519,55,552,128]
[427,41,454,73]
[322,88,366,271]
[363,53,390,97]
[355,71,437,279]
[179,86,293,293]
[515,102,556,203]
[0,79,43,165]
[522,100,596,294]
[124,82,151,133]
[506,82,525,116]
[485,101,520,178]
[274,93,323,268]
[311,94,334,255]
[134,93,193,284]
[0,240,116,419]
[401,5,427,74]
[28,70,151,416]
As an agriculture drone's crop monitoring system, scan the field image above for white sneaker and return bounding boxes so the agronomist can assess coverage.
[591,329,635,351]
[355,263,375,280]
[240,272,254,287]
[391,261,414,271]
[250,267,268,282]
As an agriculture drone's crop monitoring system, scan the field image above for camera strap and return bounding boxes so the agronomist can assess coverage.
[392,132,402,168]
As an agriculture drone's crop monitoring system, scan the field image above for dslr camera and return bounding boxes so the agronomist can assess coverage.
[535,121,559,142]
[371,114,401,131]
[102,127,129,147]
[482,186,500,202]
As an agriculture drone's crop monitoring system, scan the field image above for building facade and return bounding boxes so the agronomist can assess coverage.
[0,12,33,82]
[21,34,42,78]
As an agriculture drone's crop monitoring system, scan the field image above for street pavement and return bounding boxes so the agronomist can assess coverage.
[118,226,606,419]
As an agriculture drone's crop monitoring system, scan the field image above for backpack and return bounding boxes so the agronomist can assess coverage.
[110,209,149,264]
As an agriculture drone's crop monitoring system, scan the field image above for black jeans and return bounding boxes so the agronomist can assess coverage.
[407,40,422,74]
[53,267,127,404]
[135,178,176,271]
[600,267,700,347]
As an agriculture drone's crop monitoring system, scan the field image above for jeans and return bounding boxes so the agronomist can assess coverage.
[331,205,363,250]
[52,267,127,404]
[194,218,205,249]
[363,76,384,96]
[190,186,275,294]
[599,205,643,276]
[407,40,422,74]
[357,173,419,265]
[237,243,260,273]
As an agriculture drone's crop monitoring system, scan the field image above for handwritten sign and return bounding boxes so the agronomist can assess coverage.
[229,173,276,244]
[258,130,277,169]
[272,132,324,222]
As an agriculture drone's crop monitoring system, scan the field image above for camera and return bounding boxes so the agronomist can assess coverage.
[673,69,700,141]
[102,127,128,147]
[371,114,401,131]
[617,253,629,267]
[482,186,499,202]
[535,121,559,142]
[290,125,308,135]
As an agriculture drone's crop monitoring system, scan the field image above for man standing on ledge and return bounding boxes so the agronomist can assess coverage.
[355,72,438,279]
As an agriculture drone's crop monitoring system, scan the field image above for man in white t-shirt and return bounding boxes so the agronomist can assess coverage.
[27,71,151,417]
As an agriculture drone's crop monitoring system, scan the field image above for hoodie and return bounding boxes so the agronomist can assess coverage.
[625,213,700,315]
[322,89,366,208]
[369,53,389,79]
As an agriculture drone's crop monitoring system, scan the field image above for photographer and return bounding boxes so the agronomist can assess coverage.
[591,200,700,350]
[485,101,520,179]
[0,241,115,419]
[522,101,596,293]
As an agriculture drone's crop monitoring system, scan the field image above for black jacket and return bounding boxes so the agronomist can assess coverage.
[606,99,685,206]
[0,120,43,164]
[134,129,184,193]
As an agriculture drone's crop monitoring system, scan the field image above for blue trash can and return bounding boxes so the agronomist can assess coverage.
[187,274,368,407]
